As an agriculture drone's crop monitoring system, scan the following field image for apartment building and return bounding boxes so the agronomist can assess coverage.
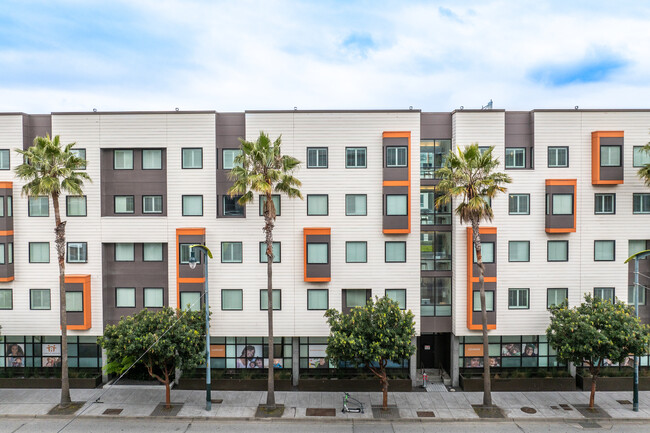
[0,109,648,386]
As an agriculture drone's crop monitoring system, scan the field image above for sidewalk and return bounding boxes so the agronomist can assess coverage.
[1,387,650,422]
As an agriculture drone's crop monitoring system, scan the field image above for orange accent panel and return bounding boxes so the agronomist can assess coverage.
[592,131,624,185]
[383,229,409,234]
[0,182,12,189]
[0,230,13,236]
[176,228,206,308]
[383,131,411,234]
[0,276,14,282]
[65,274,91,330]
[545,179,577,233]
[466,227,497,331]
[304,228,331,282]
[179,277,205,284]
[383,181,409,187]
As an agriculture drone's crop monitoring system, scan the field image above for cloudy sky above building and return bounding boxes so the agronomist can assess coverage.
[1,0,649,112]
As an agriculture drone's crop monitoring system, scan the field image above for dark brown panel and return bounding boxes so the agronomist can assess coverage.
[0,234,13,280]
[66,282,85,326]
[216,113,246,218]
[421,113,452,139]
[470,282,497,326]
[22,114,52,150]
[599,136,624,181]
[305,234,330,279]
[342,289,371,315]
[100,149,167,217]
[505,111,534,168]
[383,185,409,231]
[0,190,13,232]
[545,184,575,230]
[471,233,497,277]
[178,234,205,279]
[420,316,452,333]
[382,137,409,182]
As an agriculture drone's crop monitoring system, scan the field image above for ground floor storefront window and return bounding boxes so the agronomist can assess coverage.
[459,335,565,369]
[1,335,101,370]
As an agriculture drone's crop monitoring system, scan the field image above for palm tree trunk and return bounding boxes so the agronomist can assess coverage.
[264,206,275,409]
[52,193,71,406]
[472,221,491,407]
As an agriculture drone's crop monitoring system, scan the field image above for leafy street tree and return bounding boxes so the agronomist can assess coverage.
[325,296,416,411]
[436,144,511,407]
[547,294,650,408]
[228,132,302,409]
[15,135,90,407]
[98,307,206,409]
[636,143,650,186]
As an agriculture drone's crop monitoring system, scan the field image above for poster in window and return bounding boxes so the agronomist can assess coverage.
[42,343,62,357]
[6,343,24,367]
[263,359,284,368]
[210,345,226,358]
[464,357,483,368]
[464,344,483,357]
[236,345,263,368]
[308,345,327,369]
[501,343,521,357]
[521,344,537,357]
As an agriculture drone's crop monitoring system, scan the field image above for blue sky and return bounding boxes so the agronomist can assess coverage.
[1,0,649,112]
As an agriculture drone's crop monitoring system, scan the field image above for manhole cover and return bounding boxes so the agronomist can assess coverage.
[417,411,435,417]
[617,400,632,405]
[559,403,573,411]
[521,407,537,414]
[306,408,336,417]
[103,408,123,415]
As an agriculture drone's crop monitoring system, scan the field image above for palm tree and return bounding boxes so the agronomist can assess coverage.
[15,135,90,407]
[637,143,650,186]
[228,132,302,409]
[436,143,511,407]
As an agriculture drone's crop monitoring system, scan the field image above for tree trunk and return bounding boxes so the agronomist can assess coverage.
[264,193,276,409]
[472,221,492,407]
[589,365,600,408]
[381,369,388,410]
[52,193,71,407]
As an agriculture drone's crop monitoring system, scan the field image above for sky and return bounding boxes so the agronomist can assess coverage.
[1,0,650,113]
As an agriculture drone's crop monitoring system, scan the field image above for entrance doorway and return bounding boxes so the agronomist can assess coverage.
[417,333,450,371]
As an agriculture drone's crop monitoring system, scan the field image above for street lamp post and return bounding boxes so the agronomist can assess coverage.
[189,244,213,412]
[624,249,650,413]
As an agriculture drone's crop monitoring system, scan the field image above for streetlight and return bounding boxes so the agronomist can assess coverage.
[189,244,213,411]
[624,249,650,413]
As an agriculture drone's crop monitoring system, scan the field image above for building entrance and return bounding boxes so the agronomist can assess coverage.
[417,333,450,371]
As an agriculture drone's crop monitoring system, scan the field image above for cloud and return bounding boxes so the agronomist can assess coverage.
[438,6,462,22]
[528,50,628,86]
[341,32,377,58]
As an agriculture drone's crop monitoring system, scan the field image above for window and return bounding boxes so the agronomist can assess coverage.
[307,195,328,215]
[420,187,451,224]
[142,149,162,170]
[66,196,87,217]
[386,146,408,167]
[221,242,243,263]
[508,241,530,262]
[420,140,451,179]
[259,242,280,263]
[628,285,646,306]
[385,289,406,309]
[594,240,615,261]
[420,277,451,316]
[307,243,328,264]
[346,241,367,263]
[385,241,406,262]
[547,240,568,262]
[0,243,4,265]
[548,147,568,168]
[345,289,369,308]
[547,288,568,308]
[71,148,86,169]
[345,194,367,216]
[7,195,11,217]
[308,289,329,310]
[509,194,530,215]
[473,242,494,263]
[633,146,650,167]
[182,148,202,169]
[633,194,650,214]
[28,196,49,217]
[595,193,615,214]
[594,287,615,303]
[0,149,9,170]
[29,242,49,263]
[115,243,135,261]
[66,292,83,312]
[386,194,408,216]
[478,146,491,154]
[260,289,281,310]
[629,240,648,256]
[221,289,243,310]
[222,195,244,216]
[143,243,163,262]
[473,291,494,312]
[114,195,134,214]
[30,289,51,310]
[259,195,280,216]
[420,231,452,271]
[505,148,525,168]
[0,289,11,309]
[552,194,573,215]
[116,288,136,308]
[144,288,164,308]
[143,195,163,214]
[600,146,621,167]
[67,242,87,263]
[307,148,328,168]
[114,150,133,169]
[8,243,12,264]
[180,292,201,311]
[508,288,529,309]
[182,195,203,216]
[179,243,200,264]
[346,147,366,168]
[222,149,242,169]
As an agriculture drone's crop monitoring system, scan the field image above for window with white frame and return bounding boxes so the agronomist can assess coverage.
[386,146,407,167]
[143,195,163,214]
[509,194,530,215]
[66,292,83,312]
[142,149,162,169]
[548,146,568,167]
[144,288,164,308]
[505,148,525,168]
[115,243,135,261]
[386,194,407,215]
[345,194,367,216]
[307,148,328,168]
[346,241,367,263]
[600,146,621,167]
[114,195,134,214]
[595,193,615,214]
[259,242,280,263]
[222,149,242,169]
[508,241,530,262]
[180,292,201,311]
[346,147,366,168]
[29,196,49,217]
[633,146,650,167]
[307,243,328,264]
[66,196,86,216]
[143,243,163,262]
[67,242,87,263]
[29,242,49,263]
[385,289,406,309]
[547,240,568,261]
[508,288,529,309]
[182,148,202,169]
[547,288,568,308]
[385,241,406,262]
[308,289,328,310]
[182,195,203,216]
[307,195,328,215]
[633,194,650,214]
[30,289,51,310]
[221,242,243,263]
[114,150,133,169]
[473,291,494,311]
[116,288,135,308]
[260,289,281,310]
[594,240,615,261]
